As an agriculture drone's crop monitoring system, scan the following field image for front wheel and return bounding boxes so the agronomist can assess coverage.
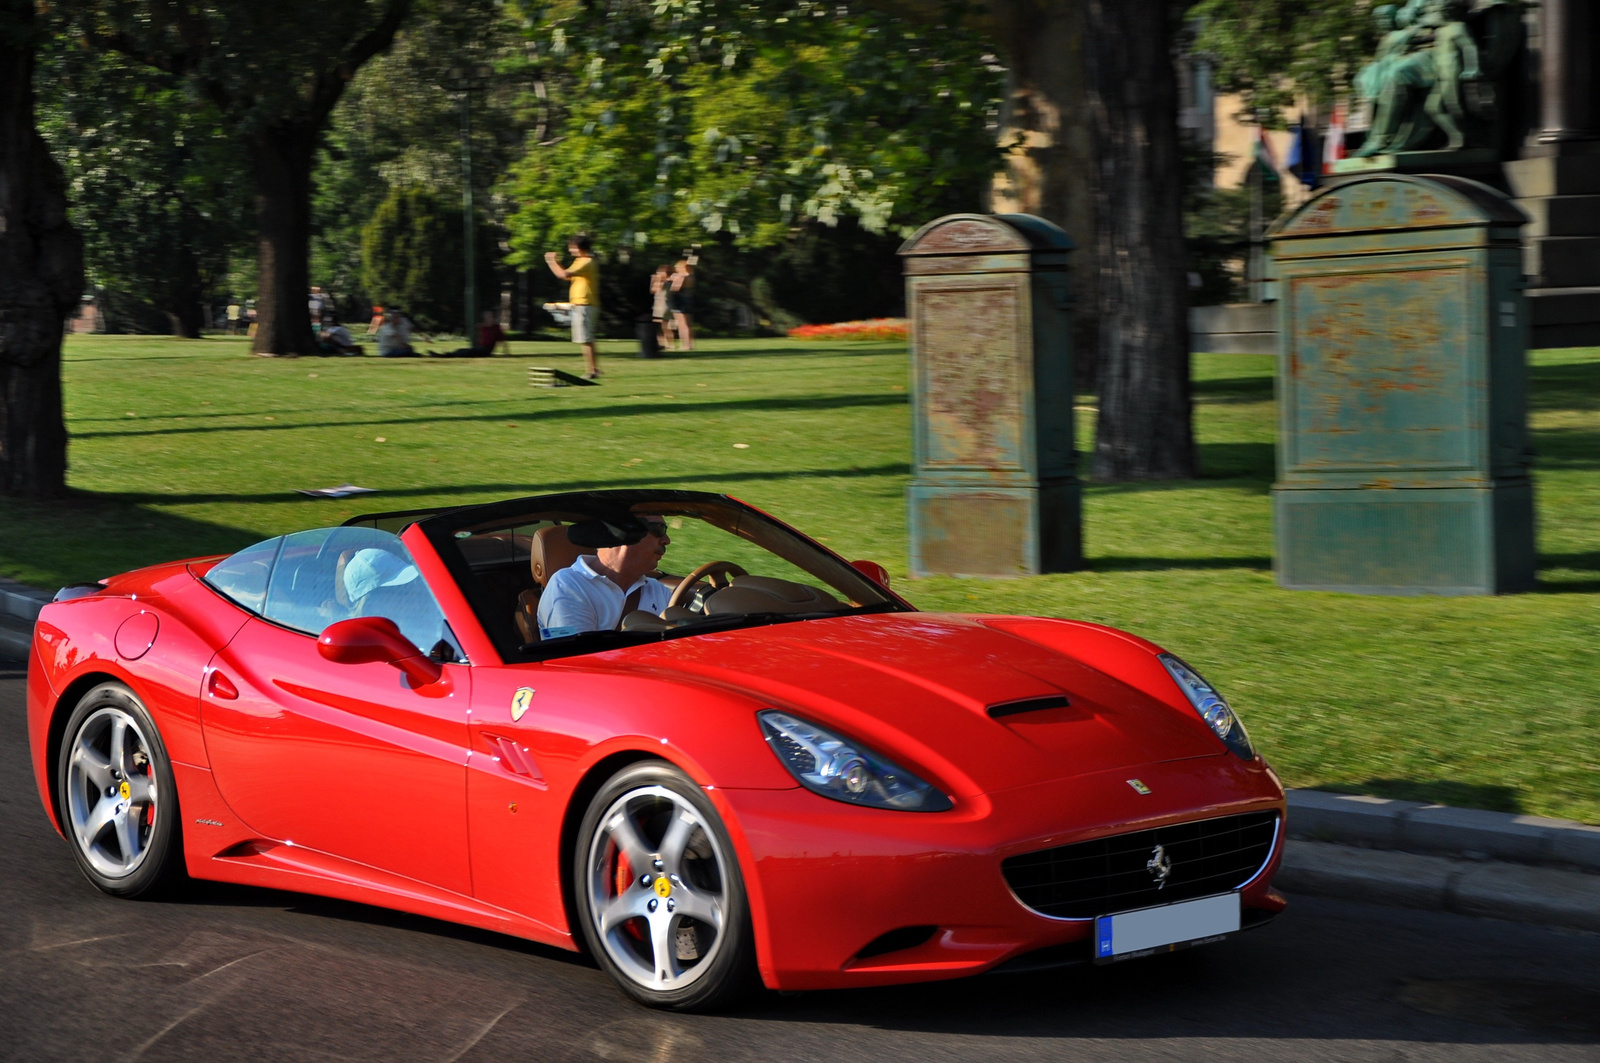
[57,683,186,898]
[574,761,758,1010]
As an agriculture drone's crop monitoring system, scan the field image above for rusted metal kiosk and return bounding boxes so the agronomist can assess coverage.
[1269,174,1535,595]
[899,213,1080,577]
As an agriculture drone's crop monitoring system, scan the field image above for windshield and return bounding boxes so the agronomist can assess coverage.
[418,491,908,660]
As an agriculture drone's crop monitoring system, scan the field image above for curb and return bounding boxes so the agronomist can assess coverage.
[1278,839,1600,933]
[1287,789,1600,873]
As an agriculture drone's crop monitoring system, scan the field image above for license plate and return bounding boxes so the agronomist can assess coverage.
[1093,892,1240,963]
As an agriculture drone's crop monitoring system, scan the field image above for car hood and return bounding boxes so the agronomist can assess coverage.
[568,611,1223,796]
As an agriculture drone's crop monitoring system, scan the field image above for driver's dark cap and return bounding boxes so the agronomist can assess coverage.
[567,517,646,548]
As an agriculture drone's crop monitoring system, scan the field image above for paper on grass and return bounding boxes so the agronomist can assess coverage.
[294,484,377,499]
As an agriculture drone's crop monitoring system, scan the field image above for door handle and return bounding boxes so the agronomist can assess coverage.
[207,669,239,700]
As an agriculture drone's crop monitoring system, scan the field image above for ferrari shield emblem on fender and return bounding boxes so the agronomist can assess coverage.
[510,687,535,721]
[1126,778,1151,795]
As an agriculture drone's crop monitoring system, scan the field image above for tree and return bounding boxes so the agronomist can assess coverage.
[1190,0,1376,125]
[34,40,252,337]
[313,0,524,316]
[869,0,1197,478]
[74,0,413,356]
[501,2,1004,261]
[1,0,84,498]
[360,186,498,332]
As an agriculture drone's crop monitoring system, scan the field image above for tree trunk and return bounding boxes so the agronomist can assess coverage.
[249,123,318,357]
[164,243,206,338]
[1083,0,1196,480]
[986,1,1100,388]
[0,0,85,498]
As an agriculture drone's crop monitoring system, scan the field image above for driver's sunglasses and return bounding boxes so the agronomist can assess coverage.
[641,520,670,539]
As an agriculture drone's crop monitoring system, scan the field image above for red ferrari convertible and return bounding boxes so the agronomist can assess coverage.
[27,490,1286,1010]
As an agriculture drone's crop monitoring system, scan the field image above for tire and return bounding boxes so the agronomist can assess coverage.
[574,760,758,1011]
[56,682,186,898]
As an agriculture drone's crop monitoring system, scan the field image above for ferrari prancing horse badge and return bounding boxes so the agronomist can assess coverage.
[511,687,535,721]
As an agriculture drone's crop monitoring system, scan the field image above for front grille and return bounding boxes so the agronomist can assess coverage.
[1002,810,1279,919]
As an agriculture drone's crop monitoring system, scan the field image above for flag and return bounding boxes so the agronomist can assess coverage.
[1288,118,1320,188]
[1322,106,1347,173]
[1252,125,1280,183]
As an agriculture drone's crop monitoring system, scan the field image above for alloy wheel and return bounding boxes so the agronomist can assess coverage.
[584,784,729,992]
[65,706,159,879]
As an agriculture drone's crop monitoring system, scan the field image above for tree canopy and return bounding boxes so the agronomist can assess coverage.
[34,36,251,335]
[500,0,1006,264]
[1191,0,1378,124]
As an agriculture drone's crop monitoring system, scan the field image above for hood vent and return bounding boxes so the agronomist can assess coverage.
[987,694,1071,719]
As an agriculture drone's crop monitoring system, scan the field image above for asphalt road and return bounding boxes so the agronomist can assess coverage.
[3,665,1597,1063]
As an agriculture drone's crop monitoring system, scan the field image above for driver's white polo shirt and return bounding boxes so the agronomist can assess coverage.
[536,555,671,639]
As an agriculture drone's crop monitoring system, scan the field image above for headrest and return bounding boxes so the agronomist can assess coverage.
[531,525,593,587]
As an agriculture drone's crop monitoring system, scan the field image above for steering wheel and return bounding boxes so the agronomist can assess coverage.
[667,560,748,611]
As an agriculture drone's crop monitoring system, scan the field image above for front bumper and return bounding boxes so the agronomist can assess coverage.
[718,753,1286,990]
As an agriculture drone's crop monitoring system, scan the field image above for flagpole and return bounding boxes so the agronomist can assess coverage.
[1249,154,1264,303]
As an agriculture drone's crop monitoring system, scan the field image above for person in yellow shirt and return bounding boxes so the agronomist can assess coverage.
[545,234,601,379]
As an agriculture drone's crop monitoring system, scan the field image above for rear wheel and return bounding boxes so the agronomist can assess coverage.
[574,761,757,1010]
[57,683,185,898]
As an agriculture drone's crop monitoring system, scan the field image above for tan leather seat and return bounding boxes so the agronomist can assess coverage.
[514,525,595,644]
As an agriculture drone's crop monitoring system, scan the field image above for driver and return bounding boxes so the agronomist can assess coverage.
[537,515,673,639]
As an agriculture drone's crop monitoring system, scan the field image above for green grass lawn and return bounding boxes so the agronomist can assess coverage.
[5,334,1597,823]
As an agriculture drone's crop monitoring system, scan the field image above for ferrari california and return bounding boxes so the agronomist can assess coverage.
[27,489,1286,1010]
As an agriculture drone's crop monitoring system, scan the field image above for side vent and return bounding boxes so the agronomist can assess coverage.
[485,734,546,785]
[854,925,938,960]
[987,694,1071,719]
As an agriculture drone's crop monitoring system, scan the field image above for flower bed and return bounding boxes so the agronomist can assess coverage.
[787,318,909,342]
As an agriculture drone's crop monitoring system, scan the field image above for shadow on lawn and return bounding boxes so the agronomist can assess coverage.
[72,391,910,441]
[1317,779,1525,814]
[94,462,913,507]
[0,493,265,586]
[1528,357,1600,411]
[1535,550,1600,594]
[1089,555,1270,572]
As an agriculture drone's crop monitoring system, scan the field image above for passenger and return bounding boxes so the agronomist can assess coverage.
[537,515,672,639]
[342,548,419,612]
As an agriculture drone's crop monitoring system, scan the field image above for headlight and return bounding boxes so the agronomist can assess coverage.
[1159,654,1255,761]
[758,710,952,811]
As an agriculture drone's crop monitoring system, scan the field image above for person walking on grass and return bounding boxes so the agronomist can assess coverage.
[546,234,601,379]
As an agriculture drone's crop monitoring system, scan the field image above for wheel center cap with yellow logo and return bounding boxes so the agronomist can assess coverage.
[653,876,673,899]
[118,780,131,801]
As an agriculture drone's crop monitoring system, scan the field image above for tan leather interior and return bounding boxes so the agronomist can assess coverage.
[531,525,588,586]
[514,525,595,644]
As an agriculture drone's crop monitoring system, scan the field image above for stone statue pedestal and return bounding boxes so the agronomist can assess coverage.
[1268,174,1535,596]
[1332,150,1505,191]
[898,214,1081,577]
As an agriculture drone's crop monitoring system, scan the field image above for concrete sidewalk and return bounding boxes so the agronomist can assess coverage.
[3,576,1595,932]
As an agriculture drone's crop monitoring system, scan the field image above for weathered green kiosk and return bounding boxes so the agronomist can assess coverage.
[1269,174,1535,595]
[898,213,1079,577]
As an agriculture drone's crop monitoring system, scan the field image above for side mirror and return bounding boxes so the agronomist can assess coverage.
[850,560,892,589]
[319,616,443,686]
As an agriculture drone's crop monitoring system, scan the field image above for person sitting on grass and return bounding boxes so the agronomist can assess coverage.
[435,310,512,358]
[319,316,361,356]
[376,309,417,357]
